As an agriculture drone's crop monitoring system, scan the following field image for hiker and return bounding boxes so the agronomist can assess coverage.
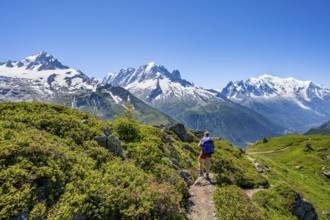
[198,131,214,179]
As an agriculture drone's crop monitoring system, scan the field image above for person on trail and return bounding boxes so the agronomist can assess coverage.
[198,131,214,179]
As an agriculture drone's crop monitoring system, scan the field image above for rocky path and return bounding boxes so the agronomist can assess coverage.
[187,174,217,220]
[247,146,290,154]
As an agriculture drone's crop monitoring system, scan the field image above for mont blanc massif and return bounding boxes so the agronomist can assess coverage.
[1,52,330,147]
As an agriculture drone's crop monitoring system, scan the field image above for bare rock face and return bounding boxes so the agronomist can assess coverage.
[293,194,318,220]
[169,123,193,142]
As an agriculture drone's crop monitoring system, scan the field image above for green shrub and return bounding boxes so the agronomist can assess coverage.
[211,140,268,188]
[213,185,265,220]
[0,103,187,219]
[112,103,141,142]
[252,183,297,219]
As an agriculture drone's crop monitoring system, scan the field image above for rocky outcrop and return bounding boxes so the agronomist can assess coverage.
[293,194,318,220]
[169,123,193,142]
[94,129,124,159]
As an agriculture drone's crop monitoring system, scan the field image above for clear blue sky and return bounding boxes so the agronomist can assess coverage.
[1,0,330,89]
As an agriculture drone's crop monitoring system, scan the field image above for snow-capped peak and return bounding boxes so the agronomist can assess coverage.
[0,51,69,71]
[102,62,216,104]
[0,51,96,93]
[221,74,330,103]
[24,51,52,62]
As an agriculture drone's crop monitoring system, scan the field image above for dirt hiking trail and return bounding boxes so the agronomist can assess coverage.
[187,173,217,220]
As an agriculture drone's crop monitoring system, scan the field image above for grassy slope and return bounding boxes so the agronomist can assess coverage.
[246,135,330,219]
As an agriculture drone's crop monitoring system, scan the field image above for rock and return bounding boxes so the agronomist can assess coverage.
[179,170,194,186]
[194,174,215,186]
[322,211,330,216]
[94,134,124,159]
[182,144,196,154]
[321,166,326,170]
[264,165,271,172]
[322,171,330,178]
[255,163,263,173]
[81,119,89,124]
[293,194,318,220]
[164,154,181,170]
[295,166,304,169]
[169,123,193,142]
[192,130,205,139]
[326,155,330,161]
[163,135,173,144]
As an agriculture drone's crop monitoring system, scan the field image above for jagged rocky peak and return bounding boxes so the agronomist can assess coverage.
[22,51,69,71]
[103,62,193,88]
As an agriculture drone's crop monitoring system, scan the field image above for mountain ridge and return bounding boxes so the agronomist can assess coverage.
[0,52,175,126]
[103,62,284,146]
[220,74,330,133]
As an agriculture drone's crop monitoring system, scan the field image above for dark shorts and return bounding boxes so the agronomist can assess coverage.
[199,151,212,159]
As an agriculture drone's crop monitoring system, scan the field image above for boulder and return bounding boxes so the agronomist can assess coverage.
[255,163,263,173]
[94,134,124,159]
[169,123,193,142]
[179,170,194,186]
[322,171,330,178]
[293,194,317,220]
[326,155,330,161]
[295,166,304,169]
[81,119,89,124]
[322,211,330,216]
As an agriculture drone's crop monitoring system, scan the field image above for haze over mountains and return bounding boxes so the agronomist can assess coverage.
[1,52,329,146]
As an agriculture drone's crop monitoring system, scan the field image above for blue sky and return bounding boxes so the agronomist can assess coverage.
[1,0,329,88]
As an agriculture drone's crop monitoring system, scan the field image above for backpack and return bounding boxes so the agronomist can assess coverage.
[200,137,214,154]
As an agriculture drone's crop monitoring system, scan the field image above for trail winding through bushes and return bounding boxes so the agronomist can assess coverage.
[187,174,217,220]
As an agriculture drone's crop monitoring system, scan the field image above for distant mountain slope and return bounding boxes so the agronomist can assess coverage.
[104,63,284,146]
[305,120,330,136]
[220,74,330,133]
[0,52,175,126]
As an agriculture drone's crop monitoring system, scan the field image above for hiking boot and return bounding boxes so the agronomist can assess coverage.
[205,173,210,179]
[199,170,203,177]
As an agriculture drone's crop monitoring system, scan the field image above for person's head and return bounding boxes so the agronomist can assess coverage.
[204,131,210,137]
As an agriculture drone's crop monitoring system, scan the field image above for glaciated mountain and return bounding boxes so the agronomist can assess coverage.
[220,74,330,132]
[0,52,175,126]
[104,63,284,146]
[0,51,95,99]
[103,62,216,108]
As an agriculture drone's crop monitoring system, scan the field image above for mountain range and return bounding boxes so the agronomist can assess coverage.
[1,51,329,146]
[220,75,330,133]
[0,52,175,126]
[102,62,284,146]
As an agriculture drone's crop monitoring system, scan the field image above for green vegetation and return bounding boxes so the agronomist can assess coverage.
[0,102,195,219]
[211,140,269,188]
[252,183,297,219]
[213,185,265,220]
[4,102,320,219]
[247,135,330,219]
